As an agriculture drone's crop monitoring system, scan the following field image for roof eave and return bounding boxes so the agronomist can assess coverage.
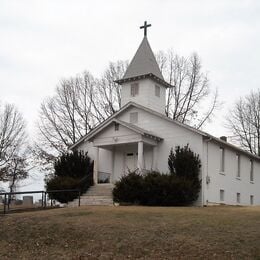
[115,73,173,88]
[203,135,260,161]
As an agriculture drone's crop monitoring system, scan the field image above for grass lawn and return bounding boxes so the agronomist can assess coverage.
[1,206,260,259]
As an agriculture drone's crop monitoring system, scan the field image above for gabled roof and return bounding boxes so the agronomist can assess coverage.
[122,36,164,81]
[87,118,162,143]
[69,102,260,161]
[114,119,162,141]
[69,101,205,150]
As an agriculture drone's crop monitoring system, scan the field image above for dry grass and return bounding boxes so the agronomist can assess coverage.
[1,206,260,259]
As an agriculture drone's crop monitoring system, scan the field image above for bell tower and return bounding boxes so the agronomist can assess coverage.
[115,21,172,114]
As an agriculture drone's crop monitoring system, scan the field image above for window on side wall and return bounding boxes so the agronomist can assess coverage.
[130,83,139,97]
[155,85,160,97]
[250,159,254,182]
[250,195,254,205]
[130,112,138,124]
[236,193,241,204]
[220,189,225,202]
[220,147,225,173]
[236,154,240,178]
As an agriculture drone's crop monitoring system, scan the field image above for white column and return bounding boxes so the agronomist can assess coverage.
[94,147,99,184]
[152,146,158,171]
[138,141,144,172]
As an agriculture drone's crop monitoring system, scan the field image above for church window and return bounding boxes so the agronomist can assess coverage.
[131,83,139,97]
[236,154,240,178]
[250,195,254,205]
[155,85,160,97]
[250,159,254,182]
[130,112,138,124]
[115,122,119,131]
[220,189,225,202]
[220,147,225,173]
[236,193,241,204]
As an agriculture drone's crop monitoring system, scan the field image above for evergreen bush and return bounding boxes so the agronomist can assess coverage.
[113,171,143,204]
[46,151,94,203]
[168,145,201,179]
[168,145,201,204]
[113,145,201,206]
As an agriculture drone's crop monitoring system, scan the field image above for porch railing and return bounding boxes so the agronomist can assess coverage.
[98,171,111,184]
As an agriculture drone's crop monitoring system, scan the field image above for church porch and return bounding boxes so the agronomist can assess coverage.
[93,138,161,184]
[85,119,162,184]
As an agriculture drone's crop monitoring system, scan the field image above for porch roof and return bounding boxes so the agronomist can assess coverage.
[88,118,163,143]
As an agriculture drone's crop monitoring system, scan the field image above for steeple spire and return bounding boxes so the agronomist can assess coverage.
[115,22,173,89]
[122,36,164,80]
[140,21,151,37]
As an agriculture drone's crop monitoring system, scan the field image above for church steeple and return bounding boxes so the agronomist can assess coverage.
[122,36,164,80]
[115,22,172,114]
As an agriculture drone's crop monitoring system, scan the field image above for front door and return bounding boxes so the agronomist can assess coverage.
[125,152,138,173]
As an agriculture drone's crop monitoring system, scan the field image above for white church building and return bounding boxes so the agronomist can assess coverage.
[70,22,260,206]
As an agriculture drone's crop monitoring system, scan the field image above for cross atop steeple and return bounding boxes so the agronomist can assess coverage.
[140,21,151,37]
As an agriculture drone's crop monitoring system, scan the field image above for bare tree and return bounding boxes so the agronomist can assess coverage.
[91,60,128,123]
[35,62,128,172]
[5,154,29,193]
[156,50,219,129]
[0,102,27,181]
[226,90,260,156]
[34,71,96,171]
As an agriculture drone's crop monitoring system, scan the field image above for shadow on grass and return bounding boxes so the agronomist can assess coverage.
[0,206,62,216]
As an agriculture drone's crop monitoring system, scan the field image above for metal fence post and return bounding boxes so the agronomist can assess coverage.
[41,192,44,208]
[78,190,81,207]
[4,194,6,214]
[44,192,47,208]
[7,194,10,210]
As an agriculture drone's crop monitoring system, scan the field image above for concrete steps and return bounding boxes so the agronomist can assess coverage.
[68,184,114,207]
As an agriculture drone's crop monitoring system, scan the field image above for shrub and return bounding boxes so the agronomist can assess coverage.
[167,175,201,206]
[168,145,201,179]
[54,151,93,179]
[46,151,94,203]
[113,171,143,204]
[113,145,201,206]
[141,171,169,206]
[168,144,201,204]
[46,176,80,203]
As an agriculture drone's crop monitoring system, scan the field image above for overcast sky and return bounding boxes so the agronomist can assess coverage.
[1,0,260,191]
